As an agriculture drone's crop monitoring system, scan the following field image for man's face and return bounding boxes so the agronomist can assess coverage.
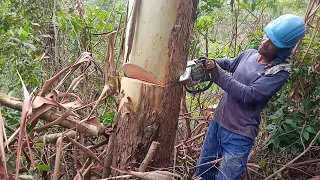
[258,34,279,58]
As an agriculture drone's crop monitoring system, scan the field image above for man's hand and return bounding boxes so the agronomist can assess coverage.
[205,59,216,70]
[204,59,219,79]
[195,57,217,70]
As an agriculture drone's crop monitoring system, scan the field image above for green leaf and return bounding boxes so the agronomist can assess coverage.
[315,86,320,97]
[284,118,297,128]
[258,158,266,167]
[303,130,309,141]
[277,94,286,104]
[36,164,50,171]
[258,1,265,8]
[266,123,276,130]
[238,2,248,9]
[115,4,124,13]
[305,126,316,134]
[22,41,36,51]
[291,145,298,154]
[179,158,187,165]
[270,109,284,120]
[283,123,292,132]
[273,138,280,149]
[101,112,115,125]
[35,142,45,147]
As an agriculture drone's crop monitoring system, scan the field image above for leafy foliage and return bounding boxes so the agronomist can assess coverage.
[0,0,47,94]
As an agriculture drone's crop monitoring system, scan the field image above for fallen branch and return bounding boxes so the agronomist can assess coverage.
[0,92,104,136]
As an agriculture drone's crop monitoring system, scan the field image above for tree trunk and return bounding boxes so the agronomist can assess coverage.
[112,0,199,172]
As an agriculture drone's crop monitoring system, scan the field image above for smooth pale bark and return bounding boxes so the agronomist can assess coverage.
[112,0,198,172]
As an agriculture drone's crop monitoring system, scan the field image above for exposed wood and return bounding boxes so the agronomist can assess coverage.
[123,0,187,85]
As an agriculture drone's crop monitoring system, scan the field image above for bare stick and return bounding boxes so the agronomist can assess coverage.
[52,0,58,67]
[290,159,320,167]
[139,141,160,172]
[99,175,132,179]
[299,17,320,67]
[102,131,115,178]
[189,158,222,170]
[52,135,63,180]
[176,132,205,148]
[64,136,101,163]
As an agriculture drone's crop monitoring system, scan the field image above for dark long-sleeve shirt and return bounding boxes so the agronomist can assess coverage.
[213,49,290,140]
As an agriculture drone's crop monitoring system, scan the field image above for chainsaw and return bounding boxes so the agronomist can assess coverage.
[179,57,216,94]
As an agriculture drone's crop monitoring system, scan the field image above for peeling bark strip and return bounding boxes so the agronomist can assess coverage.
[112,0,199,173]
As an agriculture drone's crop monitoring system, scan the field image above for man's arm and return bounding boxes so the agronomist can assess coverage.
[213,50,250,73]
[213,65,290,104]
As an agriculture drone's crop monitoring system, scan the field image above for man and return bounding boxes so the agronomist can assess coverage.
[194,14,306,179]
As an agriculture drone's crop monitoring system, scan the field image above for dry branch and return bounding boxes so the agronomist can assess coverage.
[0,110,8,179]
[102,131,115,178]
[110,165,181,180]
[0,92,104,136]
[189,158,222,170]
[32,107,73,133]
[64,136,101,163]
[34,130,76,144]
[139,141,160,172]
[53,136,63,180]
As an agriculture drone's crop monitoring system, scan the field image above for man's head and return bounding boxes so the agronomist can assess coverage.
[258,14,306,60]
[258,34,279,59]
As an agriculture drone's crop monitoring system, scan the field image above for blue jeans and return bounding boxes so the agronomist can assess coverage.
[195,121,254,180]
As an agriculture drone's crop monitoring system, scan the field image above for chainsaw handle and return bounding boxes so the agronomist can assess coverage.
[184,80,214,94]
